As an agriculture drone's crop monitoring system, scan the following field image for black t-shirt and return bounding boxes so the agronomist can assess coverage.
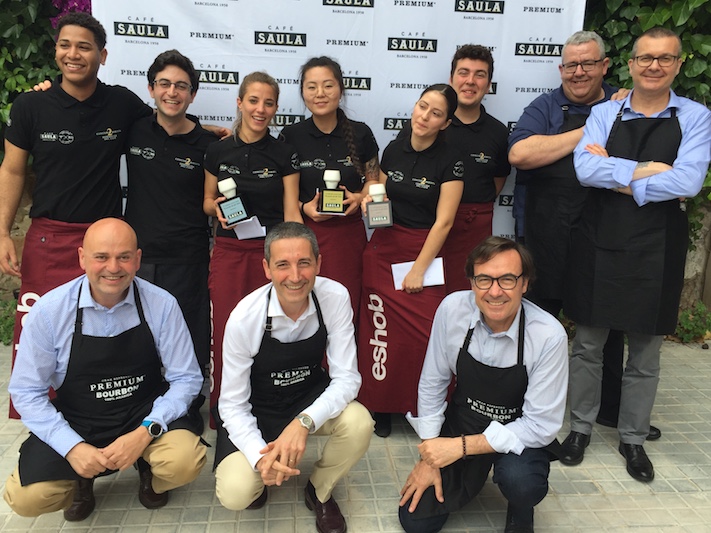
[124,115,219,264]
[381,136,465,229]
[398,105,509,203]
[204,134,300,238]
[281,117,379,203]
[5,76,152,222]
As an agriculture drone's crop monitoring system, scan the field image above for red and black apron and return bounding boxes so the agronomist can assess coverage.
[208,236,268,427]
[10,218,90,419]
[524,107,589,302]
[565,109,684,334]
[18,282,201,485]
[305,214,366,321]
[413,309,529,518]
[214,291,329,467]
[357,224,447,415]
[442,201,493,293]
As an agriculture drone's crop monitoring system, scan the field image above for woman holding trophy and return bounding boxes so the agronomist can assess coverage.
[358,84,464,437]
[203,71,301,418]
[281,56,380,318]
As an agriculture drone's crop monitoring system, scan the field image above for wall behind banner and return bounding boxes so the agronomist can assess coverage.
[92,0,585,238]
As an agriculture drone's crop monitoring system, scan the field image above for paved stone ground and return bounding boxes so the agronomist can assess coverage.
[0,340,709,532]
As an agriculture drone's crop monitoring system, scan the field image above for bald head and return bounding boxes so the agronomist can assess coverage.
[82,218,138,250]
[78,218,142,308]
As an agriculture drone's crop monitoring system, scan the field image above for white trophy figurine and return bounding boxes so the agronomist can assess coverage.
[369,183,386,202]
[319,169,346,214]
[366,182,392,229]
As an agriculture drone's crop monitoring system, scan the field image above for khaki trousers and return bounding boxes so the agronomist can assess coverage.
[4,429,206,517]
[215,401,373,510]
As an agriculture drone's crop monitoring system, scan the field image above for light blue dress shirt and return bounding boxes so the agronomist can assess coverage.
[406,292,569,456]
[573,90,711,206]
[9,275,203,458]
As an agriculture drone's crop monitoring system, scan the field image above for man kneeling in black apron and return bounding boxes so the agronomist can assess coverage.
[399,237,568,533]
[4,218,207,522]
[214,222,373,533]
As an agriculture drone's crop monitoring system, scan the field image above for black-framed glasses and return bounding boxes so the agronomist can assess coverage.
[632,55,679,68]
[560,59,605,74]
[472,273,524,291]
[152,79,193,92]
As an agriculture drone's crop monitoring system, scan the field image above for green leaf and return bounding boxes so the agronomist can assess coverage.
[684,57,708,77]
[671,1,692,26]
[689,34,711,56]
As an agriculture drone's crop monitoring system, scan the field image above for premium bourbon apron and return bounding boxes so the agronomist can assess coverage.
[413,309,529,518]
[214,290,329,467]
[525,107,590,301]
[565,109,684,334]
[19,283,166,485]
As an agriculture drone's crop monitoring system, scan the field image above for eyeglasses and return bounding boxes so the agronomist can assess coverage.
[472,273,524,291]
[561,59,605,74]
[632,55,679,68]
[152,79,193,92]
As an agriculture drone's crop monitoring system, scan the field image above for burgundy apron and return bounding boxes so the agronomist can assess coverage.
[213,290,329,467]
[442,202,493,293]
[10,218,90,419]
[305,214,366,322]
[18,283,166,485]
[357,224,446,414]
[413,309,528,517]
[208,236,267,427]
[525,107,589,301]
[565,109,684,334]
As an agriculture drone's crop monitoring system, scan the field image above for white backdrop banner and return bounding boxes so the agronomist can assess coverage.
[92,0,586,237]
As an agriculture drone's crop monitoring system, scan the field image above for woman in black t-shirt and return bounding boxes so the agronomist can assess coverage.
[203,71,302,421]
[281,56,380,319]
[357,84,465,436]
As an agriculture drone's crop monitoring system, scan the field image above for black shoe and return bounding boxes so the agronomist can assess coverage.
[247,487,267,510]
[504,505,534,533]
[618,442,654,482]
[63,478,95,522]
[373,412,391,438]
[304,480,347,533]
[138,465,170,509]
[647,425,662,441]
[559,431,590,466]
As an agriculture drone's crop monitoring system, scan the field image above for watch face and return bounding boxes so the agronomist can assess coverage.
[149,423,163,437]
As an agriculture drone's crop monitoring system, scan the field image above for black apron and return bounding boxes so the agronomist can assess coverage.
[525,107,590,300]
[414,308,532,518]
[565,109,685,334]
[18,282,203,485]
[214,290,330,467]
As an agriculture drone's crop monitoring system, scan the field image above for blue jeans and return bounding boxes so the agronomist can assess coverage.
[399,448,550,533]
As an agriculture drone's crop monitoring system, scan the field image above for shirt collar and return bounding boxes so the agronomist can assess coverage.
[52,75,106,109]
[305,117,344,139]
[266,285,316,323]
[622,88,680,114]
[473,301,523,342]
[403,133,444,158]
[78,275,136,311]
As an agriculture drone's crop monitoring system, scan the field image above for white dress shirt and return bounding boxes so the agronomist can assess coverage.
[406,291,568,455]
[219,277,361,469]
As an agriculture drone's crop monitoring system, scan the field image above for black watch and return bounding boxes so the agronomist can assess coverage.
[142,420,164,439]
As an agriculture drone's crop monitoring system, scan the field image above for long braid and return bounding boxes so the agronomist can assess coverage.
[337,108,364,178]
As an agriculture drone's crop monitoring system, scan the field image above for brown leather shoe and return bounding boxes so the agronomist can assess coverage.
[304,480,346,533]
[63,478,95,522]
[246,487,267,510]
[138,465,169,509]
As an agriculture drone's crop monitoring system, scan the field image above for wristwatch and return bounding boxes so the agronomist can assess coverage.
[296,413,314,432]
[141,420,164,439]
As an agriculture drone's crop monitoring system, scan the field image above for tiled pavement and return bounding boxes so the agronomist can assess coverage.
[0,340,710,532]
